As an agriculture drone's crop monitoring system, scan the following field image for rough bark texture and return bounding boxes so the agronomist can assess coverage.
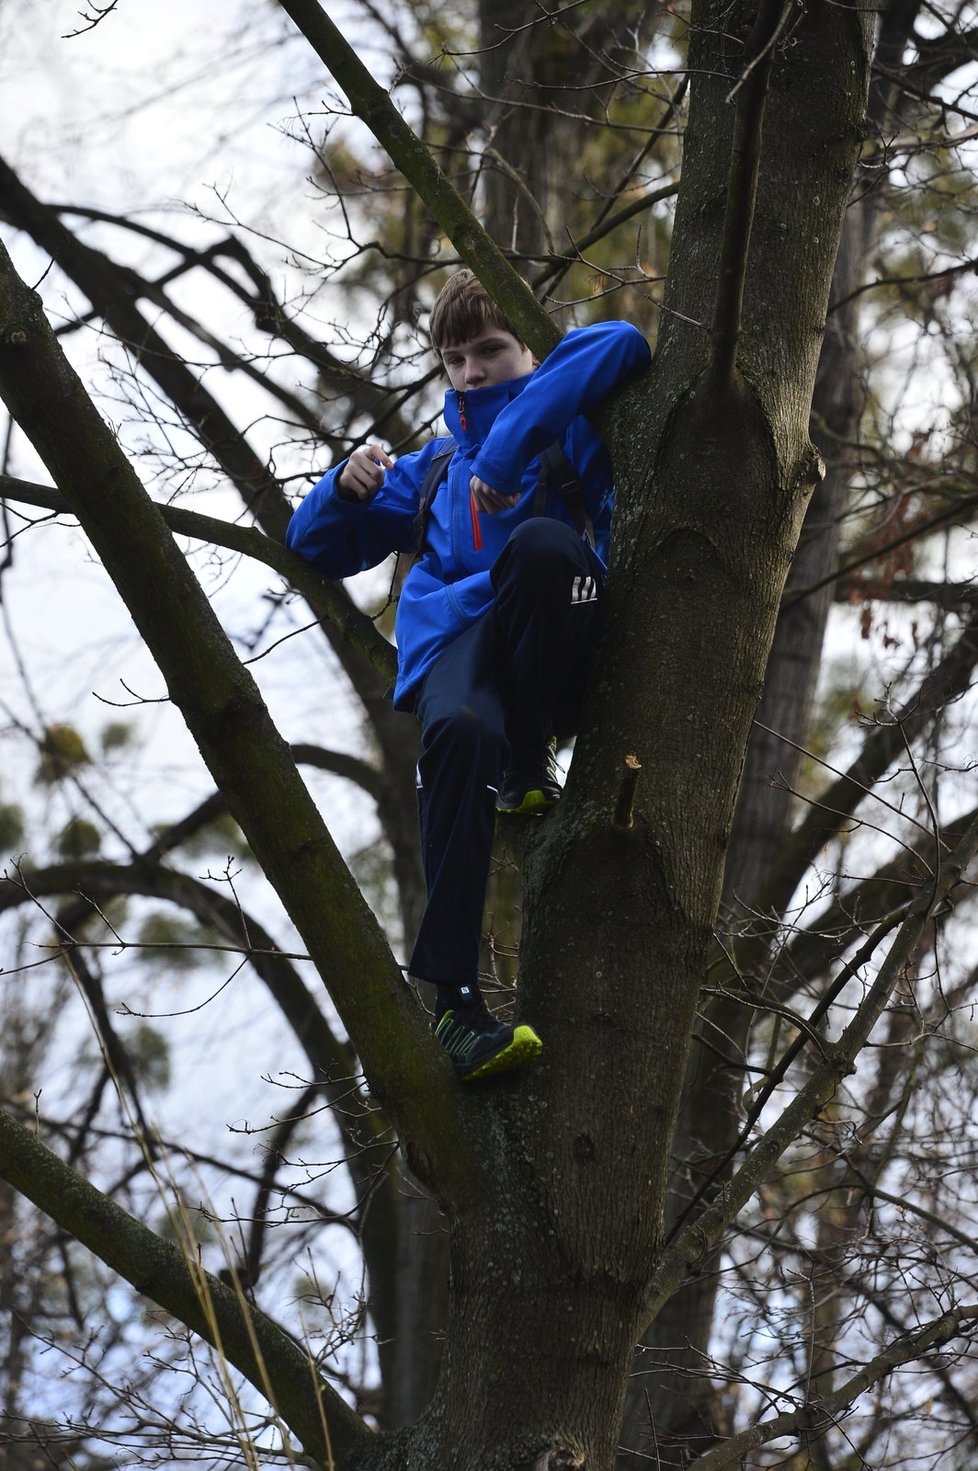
[619,158,874,1471]
[617,0,930,1454]
[398,0,872,1463]
[547,0,872,1464]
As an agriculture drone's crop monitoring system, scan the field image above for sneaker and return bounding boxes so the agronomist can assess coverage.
[496,740,562,814]
[434,1001,543,1081]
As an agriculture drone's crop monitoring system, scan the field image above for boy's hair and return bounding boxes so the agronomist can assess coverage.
[429,268,524,352]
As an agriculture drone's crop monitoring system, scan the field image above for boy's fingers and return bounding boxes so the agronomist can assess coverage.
[470,476,519,513]
[339,466,376,500]
[364,443,395,470]
[341,444,393,499]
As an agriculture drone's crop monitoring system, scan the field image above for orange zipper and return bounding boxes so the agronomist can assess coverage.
[470,490,483,550]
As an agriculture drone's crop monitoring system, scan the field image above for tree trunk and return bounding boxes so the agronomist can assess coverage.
[618,0,926,1453]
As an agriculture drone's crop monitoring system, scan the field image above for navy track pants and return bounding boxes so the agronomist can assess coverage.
[408,519,605,987]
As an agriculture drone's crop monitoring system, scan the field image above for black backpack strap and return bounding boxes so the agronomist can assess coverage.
[412,437,457,554]
[534,441,593,546]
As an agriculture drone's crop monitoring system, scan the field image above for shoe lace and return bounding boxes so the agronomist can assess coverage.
[440,1000,492,1036]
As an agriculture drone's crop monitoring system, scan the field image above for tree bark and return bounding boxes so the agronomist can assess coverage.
[619,147,874,1471]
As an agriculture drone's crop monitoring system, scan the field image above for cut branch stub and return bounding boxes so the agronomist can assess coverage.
[612,753,643,830]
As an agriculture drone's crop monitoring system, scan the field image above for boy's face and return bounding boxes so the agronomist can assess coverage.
[439,328,537,394]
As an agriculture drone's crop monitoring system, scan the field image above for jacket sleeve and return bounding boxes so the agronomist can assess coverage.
[470,320,650,497]
[286,441,444,578]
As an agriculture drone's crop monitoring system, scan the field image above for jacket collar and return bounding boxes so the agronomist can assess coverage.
[442,372,533,451]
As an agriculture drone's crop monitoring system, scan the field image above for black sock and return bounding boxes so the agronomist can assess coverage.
[435,982,481,1019]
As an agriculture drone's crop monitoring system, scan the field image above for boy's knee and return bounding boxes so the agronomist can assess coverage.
[505,517,580,567]
[494,519,586,596]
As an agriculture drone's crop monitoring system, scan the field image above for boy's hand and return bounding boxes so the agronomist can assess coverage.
[470,475,520,514]
[338,444,394,501]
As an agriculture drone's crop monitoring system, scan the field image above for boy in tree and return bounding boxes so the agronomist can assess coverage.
[287,270,650,1080]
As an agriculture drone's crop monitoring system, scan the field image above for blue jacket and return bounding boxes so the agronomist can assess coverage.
[286,320,650,707]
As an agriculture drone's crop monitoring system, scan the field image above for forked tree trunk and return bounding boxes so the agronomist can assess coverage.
[368,2,872,1463]
[617,1,922,1454]
[617,188,871,1467]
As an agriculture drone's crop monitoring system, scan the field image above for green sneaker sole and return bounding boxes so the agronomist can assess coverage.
[461,1024,543,1082]
[496,789,558,815]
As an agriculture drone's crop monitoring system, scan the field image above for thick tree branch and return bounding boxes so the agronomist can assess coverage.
[0,239,471,1196]
[839,576,977,610]
[274,0,560,359]
[292,742,385,802]
[0,1107,371,1467]
[710,0,791,389]
[904,25,978,96]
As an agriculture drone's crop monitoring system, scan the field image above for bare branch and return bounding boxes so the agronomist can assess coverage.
[788,490,978,605]
[0,1106,371,1466]
[684,1301,978,1471]
[0,473,397,685]
[274,0,561,358]
[759,613,978,925]
[645,808,978,1327]
[0,236,469,1192]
